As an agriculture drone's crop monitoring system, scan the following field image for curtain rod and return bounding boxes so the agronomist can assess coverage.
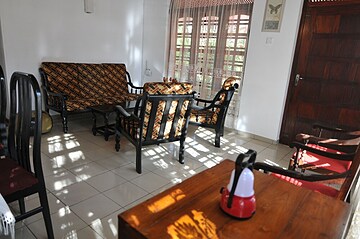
[174,0,254,9]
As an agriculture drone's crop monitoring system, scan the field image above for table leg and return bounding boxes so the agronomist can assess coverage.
[92,111,97,136]
[104,112,110,141]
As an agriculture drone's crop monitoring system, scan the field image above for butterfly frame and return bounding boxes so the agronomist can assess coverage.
[262,0,286,32]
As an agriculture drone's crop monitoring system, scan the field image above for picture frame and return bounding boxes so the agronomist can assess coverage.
[262,0,286,32]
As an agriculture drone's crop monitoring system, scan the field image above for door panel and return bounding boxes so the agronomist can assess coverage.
[280,0,360,144]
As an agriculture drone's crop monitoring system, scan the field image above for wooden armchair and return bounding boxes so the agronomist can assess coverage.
[290,124,359,172]
[0,72,54,238]
[254,146,360,202]
[265,124,360,201]
[295,123,359,154]
[115,82,195,174]
[189,77,239,147]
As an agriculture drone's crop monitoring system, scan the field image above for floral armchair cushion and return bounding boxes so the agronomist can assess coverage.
[142,82,193,140]
[190,77,238,125]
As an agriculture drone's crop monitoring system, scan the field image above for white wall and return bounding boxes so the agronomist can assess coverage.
[237,0,304,141]
[142,0,170,83]
[0,0,147,85]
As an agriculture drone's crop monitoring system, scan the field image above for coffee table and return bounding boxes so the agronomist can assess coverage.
[118,159,351,239]
[90,101,138,141]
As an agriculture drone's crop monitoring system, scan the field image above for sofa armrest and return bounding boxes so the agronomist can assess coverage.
[42,85,67,100]
[128,83,144,95]
[126,71,143,95]
[41,85,68,111]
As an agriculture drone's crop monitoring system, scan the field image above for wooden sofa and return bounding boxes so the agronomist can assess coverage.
[39,62,143,133]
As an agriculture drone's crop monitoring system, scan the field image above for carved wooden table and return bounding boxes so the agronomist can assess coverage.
[118,159,351,239]
[90,101,138,141]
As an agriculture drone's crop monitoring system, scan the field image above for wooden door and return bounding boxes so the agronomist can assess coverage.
[279,0,360,145]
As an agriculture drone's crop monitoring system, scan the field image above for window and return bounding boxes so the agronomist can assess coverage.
[167,1,253,113]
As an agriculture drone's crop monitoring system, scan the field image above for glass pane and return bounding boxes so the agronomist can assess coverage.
[225,55,233,61]
[240,14,249,20]
[236,39,246,48]
[226,39,235,48]
[228,25,237,33]
[210,25,218,33]
[235,55,244,62]
[186,25,192,33]
[239,25,248,34]
[234,66,242,72]
[178,25,183,33]
[176,38,183,45]
[209,38,217,46]
[201,25,208,33]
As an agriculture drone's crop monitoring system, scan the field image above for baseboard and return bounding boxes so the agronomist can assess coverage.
[224,127,279,145]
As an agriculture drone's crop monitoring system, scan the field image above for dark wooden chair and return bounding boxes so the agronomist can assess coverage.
[115,82,195,174]
[254,144,360,202]
[0,72,54,238]
[258,124,359,202]
[189,77,239,147]
[295,123,359,153]
[289,124,359,173]
[0,66,7,157]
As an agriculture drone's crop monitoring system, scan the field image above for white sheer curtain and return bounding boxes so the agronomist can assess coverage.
[165,0,254,128]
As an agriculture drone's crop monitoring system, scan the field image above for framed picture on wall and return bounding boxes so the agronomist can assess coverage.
[262,0,286,32]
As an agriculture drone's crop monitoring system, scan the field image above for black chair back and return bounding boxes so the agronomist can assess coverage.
[0,66,7,156]
[8,72,42,172]
[0,72,54,238]
[139,93,194,146]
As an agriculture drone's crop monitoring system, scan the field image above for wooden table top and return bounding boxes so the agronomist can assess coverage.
[89,100,138,113]
[118,159,351,239]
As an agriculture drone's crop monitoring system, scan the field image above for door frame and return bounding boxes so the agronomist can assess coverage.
[279,0,360,145]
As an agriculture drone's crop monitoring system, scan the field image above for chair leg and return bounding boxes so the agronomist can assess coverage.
[38,190,54,239]
[61,111,68,133]
[215,131,221,148]
[219,126,225,137]
[179,137,185,164]
[115,130,121,152]
[19,198,25,214]
[136,147,142,174]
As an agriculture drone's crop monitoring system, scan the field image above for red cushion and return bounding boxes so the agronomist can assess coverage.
[294,144,351,173]
[0,157,39,196]
[273,174,338,198]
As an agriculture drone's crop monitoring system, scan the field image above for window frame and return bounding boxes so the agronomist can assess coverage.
[170,4,252,99]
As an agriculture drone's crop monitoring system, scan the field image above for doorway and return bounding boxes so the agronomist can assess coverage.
[280,0,360,145]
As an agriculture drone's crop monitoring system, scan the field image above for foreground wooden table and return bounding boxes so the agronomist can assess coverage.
[118,159,351,239]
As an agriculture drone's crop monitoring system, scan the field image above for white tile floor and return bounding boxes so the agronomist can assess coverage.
[1,113,357,238]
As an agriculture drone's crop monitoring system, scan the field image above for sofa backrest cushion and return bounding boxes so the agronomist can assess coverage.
[41,62,86,99]
[77,63,109,98]
[40,62,131,100]
[102,63,129,96]
[143,82,193,95]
